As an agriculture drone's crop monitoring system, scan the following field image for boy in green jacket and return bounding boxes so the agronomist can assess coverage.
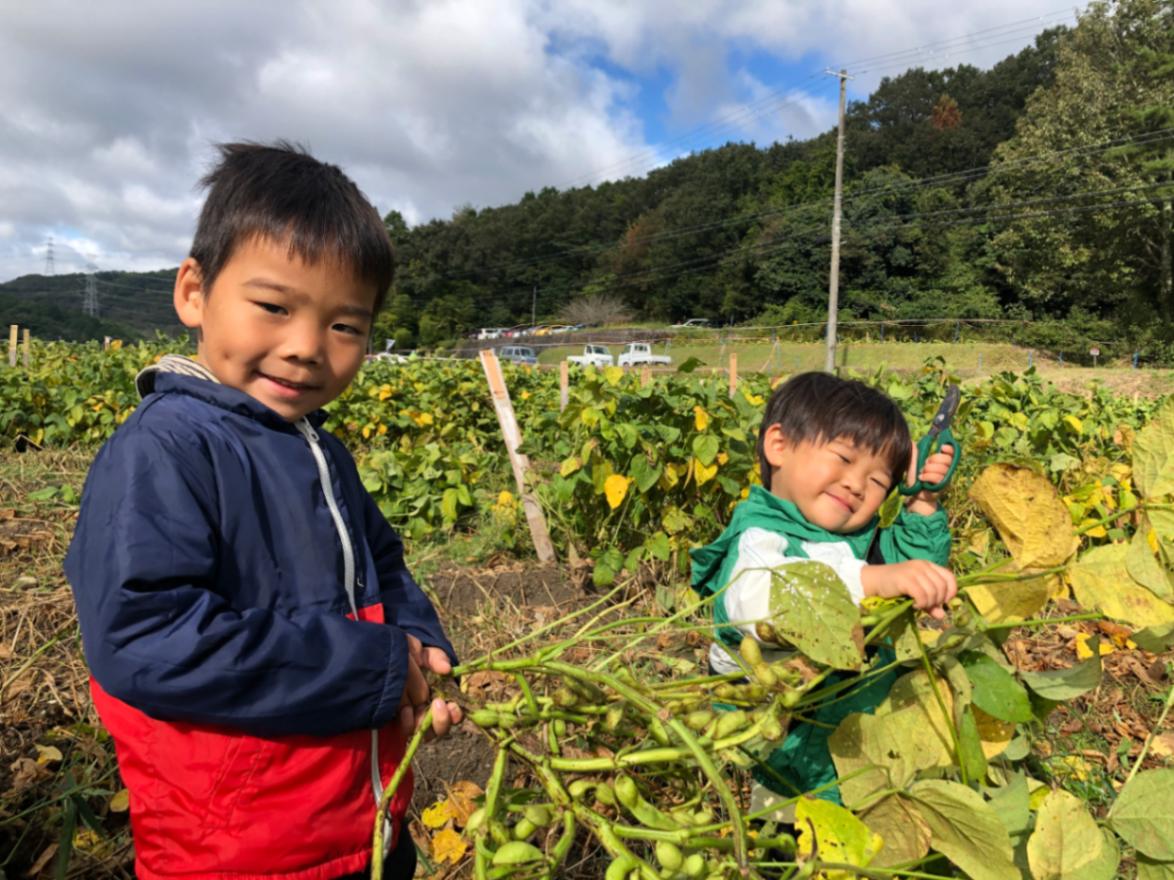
[691,372,956,806]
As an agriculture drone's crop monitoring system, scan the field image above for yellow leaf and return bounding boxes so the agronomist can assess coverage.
[717,452,729,466]
[603,366,624,386]
[693,458,718,486]
[743,391,764,406]
[109,788,130,813]
[1064,415,1083,434]
[740,486,750,499]
[968,574,1054,625]
[432,827,468,864]
[972,706,1015,759]
[1070,543,1174,629]
[412,412,434,427]
[969,464,1079,569]
[604,474,631,509]
[659,462,680,490]
[1074,632,1114,660]
[693,406,710,431]
[520,390,530,400]
[422,799,455,829]
[795,797,883,877]
[446,780,484,827]
[378,384,393,401]
[496,490,515,508]
[377,423,387,436]
[362,425,373,439]
[559,456,581,477]
[34,744,62,765]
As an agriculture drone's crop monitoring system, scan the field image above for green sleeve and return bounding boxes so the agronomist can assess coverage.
[877,507,951,566]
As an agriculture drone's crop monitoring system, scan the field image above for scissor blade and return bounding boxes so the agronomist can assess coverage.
[929,384,961,436]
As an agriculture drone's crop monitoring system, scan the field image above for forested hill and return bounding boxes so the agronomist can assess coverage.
[5,0,1170,358]
[0,270,179,342]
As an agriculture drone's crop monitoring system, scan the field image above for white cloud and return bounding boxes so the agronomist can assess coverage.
[0,0,1069,282]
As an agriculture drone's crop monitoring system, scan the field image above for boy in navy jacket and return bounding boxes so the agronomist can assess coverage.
[65,142,460,880]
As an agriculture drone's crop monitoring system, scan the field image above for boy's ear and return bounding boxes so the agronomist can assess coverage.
[761,423,792,469]
[173,258,206,330]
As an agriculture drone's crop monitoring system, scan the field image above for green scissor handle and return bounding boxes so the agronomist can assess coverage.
[900,385,962,496]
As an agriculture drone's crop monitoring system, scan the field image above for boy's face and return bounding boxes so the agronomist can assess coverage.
[763,426,895,533]
[173,236,376,422]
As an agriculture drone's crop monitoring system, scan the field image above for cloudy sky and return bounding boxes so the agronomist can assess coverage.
[0,0,1075,282]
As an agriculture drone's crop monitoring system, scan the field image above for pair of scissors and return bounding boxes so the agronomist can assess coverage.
[900,384,961,496]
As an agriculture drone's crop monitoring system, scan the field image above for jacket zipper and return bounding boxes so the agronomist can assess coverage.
[296,420,388,841]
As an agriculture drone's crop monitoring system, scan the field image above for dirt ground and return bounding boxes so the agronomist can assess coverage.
[410,562,595,810]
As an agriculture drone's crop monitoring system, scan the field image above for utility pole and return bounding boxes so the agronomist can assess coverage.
[531,284,537,327]
[825,68,850,374]
[83,266,100,318]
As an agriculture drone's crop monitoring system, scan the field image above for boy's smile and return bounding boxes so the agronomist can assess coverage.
[764,429,895,533]
[173,236,376,421]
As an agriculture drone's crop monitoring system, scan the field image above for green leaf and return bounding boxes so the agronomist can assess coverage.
[877,490,902,528]
[675,356,703,373]
[957,706,988,782]
[1108,768,1174,860]
[1138,855,1174,880]
[985,773,1031,838]
[960,652,1034,723]
[691,434,720,466]
[1019,653,1102,701]
[830,707,951,809]
[1134,399,1174,498]
[440,487,459,523]
[1133,622,1174,653]
[643,531,671,562]
[630,456,661,494]
[592,547,624,588]
[766,561,864,670]
[1027,789,1119,880]
[908,780,1018,880]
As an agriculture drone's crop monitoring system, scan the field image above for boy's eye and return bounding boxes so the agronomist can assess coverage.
[256,302,286,315]
[836,453,851,464]
[333,322,364,336]
[870,478,890,490]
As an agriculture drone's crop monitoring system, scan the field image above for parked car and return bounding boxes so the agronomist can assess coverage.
[498,345,538,365]
[617,342,672,367]
[671,318,711,329]
[566,344,614,367]
[477,327,509,340]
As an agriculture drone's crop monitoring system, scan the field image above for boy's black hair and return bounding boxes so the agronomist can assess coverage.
[190,141,394,310]
[757,372,912,488]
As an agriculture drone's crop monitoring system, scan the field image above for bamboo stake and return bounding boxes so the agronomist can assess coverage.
[479,350,555,562]
[728,352,738,398]
[7,325,16,368]
[22,328,30,369]
[640,364,651,387]
[559,360,569,412]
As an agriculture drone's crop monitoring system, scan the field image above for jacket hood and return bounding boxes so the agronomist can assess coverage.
[136,354,327,430]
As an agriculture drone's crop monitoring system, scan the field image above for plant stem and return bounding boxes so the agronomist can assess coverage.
[1122,680,1174,789]
[371,709,432,880]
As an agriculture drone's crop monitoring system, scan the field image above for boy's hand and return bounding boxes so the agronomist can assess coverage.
[399,634,462,740]
[861,560,957,620]
[905,441,955,515]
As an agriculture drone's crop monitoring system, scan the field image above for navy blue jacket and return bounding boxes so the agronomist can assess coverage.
[66,372,455,739]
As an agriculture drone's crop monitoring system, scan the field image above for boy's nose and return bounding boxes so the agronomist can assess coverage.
[282,322,325,363]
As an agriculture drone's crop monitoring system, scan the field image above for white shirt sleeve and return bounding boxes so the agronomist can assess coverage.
[708,527,868,673]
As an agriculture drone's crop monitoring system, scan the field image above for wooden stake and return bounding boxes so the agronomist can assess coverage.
[728,353,738,398]
[22,328,30,369]
[640,364,651,387]
[7,325,16,368]
[559,360,569,412]
[479,349,555,562]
